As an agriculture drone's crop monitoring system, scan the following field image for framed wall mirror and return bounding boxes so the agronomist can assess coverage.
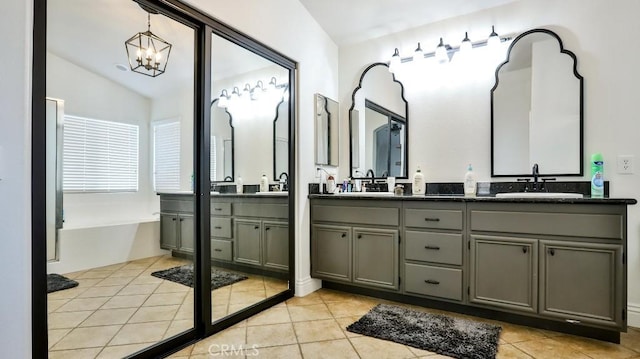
[349,63,408,179]
[314,93,339,166]
[211,98,234,182]
[274,97,289,182]
[491,28,583,177]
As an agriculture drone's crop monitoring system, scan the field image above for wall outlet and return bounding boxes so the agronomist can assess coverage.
[617,155,634,174]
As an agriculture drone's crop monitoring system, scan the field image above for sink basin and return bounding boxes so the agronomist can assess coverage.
[496,192,583,199]
[335,192,395,197]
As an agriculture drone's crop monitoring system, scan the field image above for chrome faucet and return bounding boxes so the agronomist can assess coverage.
[365,169,375,181]
[532,164,539,191]
[278,172,289,191]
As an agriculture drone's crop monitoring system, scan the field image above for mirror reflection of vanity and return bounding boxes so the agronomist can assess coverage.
[492,28,583,177]
[315,93,339,166]
[210,99,233,181]
[349,63,408,179]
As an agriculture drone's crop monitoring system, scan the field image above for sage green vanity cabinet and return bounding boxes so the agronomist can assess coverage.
[211,200,233,261]
[310,200,400,291]
[539,240,623,328]
[263,221,289,270]
[469,235,537,313]
[160,196,194,253]
[235,219,262,265]
[402,202,464,302]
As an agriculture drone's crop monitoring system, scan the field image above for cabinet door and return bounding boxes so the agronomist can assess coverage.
[540,240,623,328]
[160,213,178,250]
[178,214,194,253]
[353,227,398,290]
[470,235,538,313]
[263,221,289,270]
[311,224,351,282]
[234,219,261,265]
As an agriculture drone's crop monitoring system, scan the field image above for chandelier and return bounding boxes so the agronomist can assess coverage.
[124,13,172,77]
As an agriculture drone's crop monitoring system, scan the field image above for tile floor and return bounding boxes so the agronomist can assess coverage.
[47,255,288,358]
[48,255,640,358]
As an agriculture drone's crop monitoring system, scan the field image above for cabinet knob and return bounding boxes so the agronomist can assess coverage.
[172,218,176,221]
[254,225,259,229]
[424,279,440,285]
[424,245,440,250]
[357,234,362,239]
[424,218,440,222]
[522,246,528,253]
[265,227,271,231]
[179,218,184,222]
[341,233,346,238]
[549,248,555,256]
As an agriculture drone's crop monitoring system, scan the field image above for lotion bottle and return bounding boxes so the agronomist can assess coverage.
[236,177,243,194]
[591,153,604,198]
[464,164,477,197]
[260,174,269,192]
[412,166,425,196]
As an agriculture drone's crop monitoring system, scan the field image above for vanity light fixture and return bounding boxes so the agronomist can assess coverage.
[387,26,510,72]
[216,76,288,108]
[217,89,230,108]
[251,80,266,100]
[434,38,449,63]
[413,42,425,64]
[388,48,401,73]
[124,12,172,77]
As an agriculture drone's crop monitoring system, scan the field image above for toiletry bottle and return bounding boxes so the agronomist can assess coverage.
[412,166,425,195]
[260,174,269,192]
[326,175,335,193]
[236,177,243,194]
[342,178,348,192]
[464,164,477,197]
[591,153,604,198]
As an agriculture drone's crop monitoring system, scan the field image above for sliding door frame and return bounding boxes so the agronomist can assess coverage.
[32,0,296,357]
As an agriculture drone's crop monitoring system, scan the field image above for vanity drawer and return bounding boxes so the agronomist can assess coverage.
[470,210,623,239]
[404,263,462,301]
[235,203,288,220]
[211,239,232,261]
[404,208,462,230]
[211,202,232,216]
[161,200,194,213]
[211,217,232,238]
[405,231,462,265]
[313,205,399,226]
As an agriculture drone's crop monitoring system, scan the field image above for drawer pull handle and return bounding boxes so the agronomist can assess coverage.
[214,226,222,229]
[522,246,528,253]
[341,233,346,238]
[424,245,440,250]
[424,279,440,285]
[549,249,555,256]
[424,218,440,222]
[214,208,223,211]
[565,319,581,324]
[214,248,222,252]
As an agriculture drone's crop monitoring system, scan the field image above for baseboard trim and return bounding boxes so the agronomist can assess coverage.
[628,303,640,328]
[295,276,321,296]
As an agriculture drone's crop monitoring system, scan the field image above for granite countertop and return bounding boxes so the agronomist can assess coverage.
[158,191,288,198]
[308,193,637,205]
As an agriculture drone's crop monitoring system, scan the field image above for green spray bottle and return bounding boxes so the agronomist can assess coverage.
[590,153,604,198]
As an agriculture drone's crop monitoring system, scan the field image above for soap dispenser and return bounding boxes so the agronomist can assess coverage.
[464,164,477,197]
[412,166,425,196]
[260,174,269,192]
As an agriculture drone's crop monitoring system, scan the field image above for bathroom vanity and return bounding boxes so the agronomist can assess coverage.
[309,194,635,342]
[159,192,289,276]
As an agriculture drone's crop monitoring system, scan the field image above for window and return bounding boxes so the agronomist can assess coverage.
[153,120,181,191]
[63,116,139,193]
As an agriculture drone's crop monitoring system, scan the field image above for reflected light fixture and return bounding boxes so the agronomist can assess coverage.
[125,12,172,77]
[487,26,500,48]
[435,38,448,63]
[389,48,401,73]
[217,89,230,108]
[413,42,425,64]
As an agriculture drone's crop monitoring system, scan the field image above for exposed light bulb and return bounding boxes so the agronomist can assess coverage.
[413,42,425,64]
[488,26,500,48]
[460,32,472,54]
[435,38,448,64]
[389,48,401,73]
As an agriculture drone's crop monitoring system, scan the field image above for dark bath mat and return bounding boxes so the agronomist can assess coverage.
[47,273,79,293]
[151,265,248,290]
[347,303,502,359]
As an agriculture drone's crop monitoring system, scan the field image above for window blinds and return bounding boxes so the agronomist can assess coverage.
[153,120,181,191]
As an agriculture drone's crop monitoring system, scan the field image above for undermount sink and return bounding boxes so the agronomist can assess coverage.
[253,191,287,195]
[335,191,395,197]
[496,192,583,199]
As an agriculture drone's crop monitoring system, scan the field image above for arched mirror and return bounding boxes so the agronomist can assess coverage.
[210,99,234,182]
[274,97,289,182]
[315,93,339,166]
[349,63,408,179]
[491,28,583,177]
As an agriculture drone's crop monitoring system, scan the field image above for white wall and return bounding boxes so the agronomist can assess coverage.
[338,0,640,324]
[185,0,340,295]
[1,0,32,356]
